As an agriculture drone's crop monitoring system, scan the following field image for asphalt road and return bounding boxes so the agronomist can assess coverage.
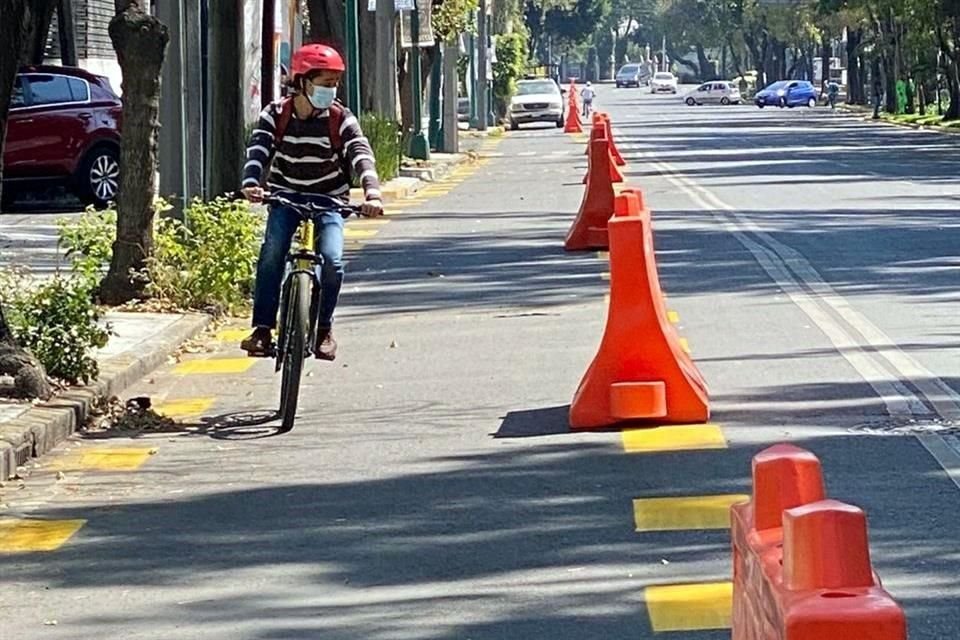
[1,87,959,639]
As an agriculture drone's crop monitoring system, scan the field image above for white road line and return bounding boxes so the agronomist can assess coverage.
[633,143,960,486]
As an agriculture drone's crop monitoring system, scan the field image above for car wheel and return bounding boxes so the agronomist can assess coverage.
[685,97,696,106]
[556,115,564,128]
[76,145,120,208]
[807,96,816,108]
[510,118,520,131]
[778,97,787,108]
[757,103,765,109]
[720,97,730,105]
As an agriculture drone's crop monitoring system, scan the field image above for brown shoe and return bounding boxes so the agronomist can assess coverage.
[314,326,337,361]
[241,327,274,357]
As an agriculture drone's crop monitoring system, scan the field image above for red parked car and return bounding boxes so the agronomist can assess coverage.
[2,65,122,210]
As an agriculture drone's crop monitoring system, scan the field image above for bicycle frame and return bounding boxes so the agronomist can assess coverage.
[275,216,323,372]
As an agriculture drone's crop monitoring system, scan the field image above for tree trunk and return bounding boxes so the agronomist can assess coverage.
[359,1,377,112]
[821,30,830,88]
[696,43,713,81]
[945,56,960,120]
[0,302,53,399]
[100,0,169,305]
[307,0,346,51]
[846,29,863,104]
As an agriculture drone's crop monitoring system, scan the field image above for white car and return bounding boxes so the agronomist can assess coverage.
[508,79,565,130]
[684,81,742,106]
[651,72,678,94]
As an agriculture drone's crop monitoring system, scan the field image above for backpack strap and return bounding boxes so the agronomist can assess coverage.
[328,102,344,154]
[273,97,295,146]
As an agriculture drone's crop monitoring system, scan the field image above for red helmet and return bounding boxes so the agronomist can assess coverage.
[291,44,345,79]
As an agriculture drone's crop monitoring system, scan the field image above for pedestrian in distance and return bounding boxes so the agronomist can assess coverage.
[873,78,883,119]
[240,44,384,360]
[581,82,596,117]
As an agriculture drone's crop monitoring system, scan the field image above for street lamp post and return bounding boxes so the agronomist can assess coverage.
[408,0,430,159]
[345,0,361,113]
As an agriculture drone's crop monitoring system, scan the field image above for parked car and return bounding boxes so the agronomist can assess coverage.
[615,63,650,88]
[2,65,122,210]
[507,78,565,130]
[684,81,742,106]
[650,72,678,94]
[755,80,818,109]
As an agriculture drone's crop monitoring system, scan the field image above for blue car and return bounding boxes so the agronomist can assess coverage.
[755,80,818,109]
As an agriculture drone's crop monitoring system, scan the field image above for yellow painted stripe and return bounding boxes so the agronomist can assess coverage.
[601,272,610,281]
[633,495,749,532]
[344,228,380,240]
[0,519,86,553]
[215,328,250,342]
[645,582,733,632]
[174,358,256,375]
[622,424,727,453]
[417,189,453,196]
[678,337,691,354]
[155,397,214,419]
[596,251,609,260]
[351,218,390,228]
[667,310,680,324]
[53,447,156,472]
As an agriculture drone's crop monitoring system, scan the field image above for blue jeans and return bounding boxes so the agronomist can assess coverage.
[251,204,344,330]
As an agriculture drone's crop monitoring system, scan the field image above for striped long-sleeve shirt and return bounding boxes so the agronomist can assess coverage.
[242,101,381,202]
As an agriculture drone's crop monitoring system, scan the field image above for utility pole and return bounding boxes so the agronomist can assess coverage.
[261,0,276,108]
[476,2,488,132]
[468,32,479,129]
[407,0,430,159]
[345,0,360,113]
[428,45,442,149]
[374,0,397,117]
[441,37,459,153]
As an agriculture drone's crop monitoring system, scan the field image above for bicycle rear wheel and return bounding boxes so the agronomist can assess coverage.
[278,272,311,433]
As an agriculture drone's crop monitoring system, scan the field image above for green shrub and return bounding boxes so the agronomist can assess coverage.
[2,274,110,384]
[360,114,401,182]
[60,197,263,316]
[58,206,117,289]
[147,197,263,315]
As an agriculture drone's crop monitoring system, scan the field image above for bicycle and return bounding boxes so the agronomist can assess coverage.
[264,192,361,433]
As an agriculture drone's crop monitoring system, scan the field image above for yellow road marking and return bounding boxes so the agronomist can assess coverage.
[351,218,390,227]
[417,189,453,196]
[667,310,680,324]
[596,251,609,260]
[155,397,214,419]
[678,337,691,354]
[633,495,749,532]
[344,228,380,240]
[622,424,727,453]
[174,358,255,375]
[0,519,86,553]
[53,447,156,472]
[645,582,733,632]
[215,328,250,342]
[601,272,610,281]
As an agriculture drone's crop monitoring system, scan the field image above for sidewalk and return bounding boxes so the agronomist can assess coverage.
[0,312,210,481]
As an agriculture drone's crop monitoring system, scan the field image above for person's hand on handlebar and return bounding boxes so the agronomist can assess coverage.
[361,199,384,218]
[242,186,268,203]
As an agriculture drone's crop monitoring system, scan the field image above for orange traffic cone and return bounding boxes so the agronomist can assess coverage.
[563,104,583,134]
[569,193,710,429]
[566,132,617,251]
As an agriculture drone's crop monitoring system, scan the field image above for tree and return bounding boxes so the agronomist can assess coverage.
[99,0,169,304]
[0,0,58,399]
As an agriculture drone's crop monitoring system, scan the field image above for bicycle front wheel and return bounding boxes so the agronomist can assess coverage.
[278,272,311,433]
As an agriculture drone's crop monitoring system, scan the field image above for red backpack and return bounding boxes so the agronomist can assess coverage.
[269,98,351,181]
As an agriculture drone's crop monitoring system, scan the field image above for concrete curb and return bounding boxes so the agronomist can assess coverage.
[0,312,211,481]
[837,105,960,136]
[353,152,478,203]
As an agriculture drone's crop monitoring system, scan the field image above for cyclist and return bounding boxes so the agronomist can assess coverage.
[826,80,840,110]
[581,81,596,117]
[240,43,384,361]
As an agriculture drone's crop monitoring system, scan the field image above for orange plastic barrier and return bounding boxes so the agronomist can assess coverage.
[569,193,710,428]
[565,130,617,251]
[580,119,623,184]
[599,114,626,167]
[731,445,907,640]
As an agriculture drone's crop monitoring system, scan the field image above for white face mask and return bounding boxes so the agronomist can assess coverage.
[308,85,337,109]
